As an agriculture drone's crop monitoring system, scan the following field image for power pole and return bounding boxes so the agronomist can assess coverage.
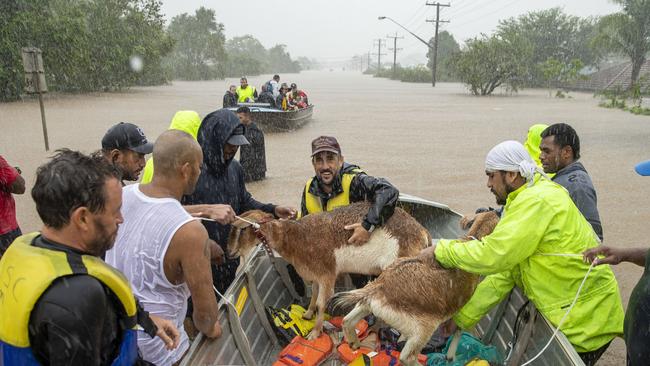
[426,2,450,87]
[367,51,371,73]
[373,39,386,74]
[386,33,404,79]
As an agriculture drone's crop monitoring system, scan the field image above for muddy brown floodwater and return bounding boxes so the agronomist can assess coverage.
[2,70,649,364]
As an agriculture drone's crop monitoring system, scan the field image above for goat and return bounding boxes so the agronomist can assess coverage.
[227,202,431,340]
[330,211,500,366]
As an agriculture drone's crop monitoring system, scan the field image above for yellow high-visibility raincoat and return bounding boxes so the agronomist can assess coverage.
[523,123,548,168]
[140,111,202,184]
[435,176,624,353]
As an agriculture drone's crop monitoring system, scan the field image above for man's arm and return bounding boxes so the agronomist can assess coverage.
[436,193,551,275]
[171,222,221,338]
[349,173,399,229]
[0,158,24,194]
[583,246,648,267]
[183,204,235,224]
[29,276,108,366]
[453,271,516,329]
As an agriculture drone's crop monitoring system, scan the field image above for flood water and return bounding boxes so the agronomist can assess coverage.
[2,70,649,363]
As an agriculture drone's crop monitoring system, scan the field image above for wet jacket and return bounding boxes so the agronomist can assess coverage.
[523,123,548,167]
[141,111,202,184]
[299,163,399,231]
[256,91,277,109]
[435,176,624,353]
[239,122,266,182]
[183,109,276,291]
[236,86,257,103]
[0,233,140,366]
[223,91,237,108]
[552,161,603,241]
[624,250,650,365]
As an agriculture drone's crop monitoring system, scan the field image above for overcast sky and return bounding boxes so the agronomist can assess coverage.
[160,0,621,66]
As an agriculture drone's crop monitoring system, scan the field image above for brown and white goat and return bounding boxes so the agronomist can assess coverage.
[331,211,500,366]
[227,202,431,339]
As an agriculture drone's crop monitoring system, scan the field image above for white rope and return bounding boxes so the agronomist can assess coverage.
[235,215,261,229]
[520,258,597,366]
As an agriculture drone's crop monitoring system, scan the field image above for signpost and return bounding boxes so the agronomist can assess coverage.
[21,47,49,151]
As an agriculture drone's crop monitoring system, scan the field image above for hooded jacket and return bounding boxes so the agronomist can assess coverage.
[182,109,276,248]
[523,123,548,167]
[552,161,603,240]
[140,111,202,184]
[435,176,623,353]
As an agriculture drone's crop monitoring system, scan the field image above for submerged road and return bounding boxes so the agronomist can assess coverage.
[3,70,649,363]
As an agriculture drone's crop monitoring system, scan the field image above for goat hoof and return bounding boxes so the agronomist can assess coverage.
[306,330,321,340]
[302,310,314,320]
[349,340,361,350]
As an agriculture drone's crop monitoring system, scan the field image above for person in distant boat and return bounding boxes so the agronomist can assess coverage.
[276,83,290,111]
[256,84,277,109]
[236,77,257,103]
[223,85,237,108]
[287,83,308,109]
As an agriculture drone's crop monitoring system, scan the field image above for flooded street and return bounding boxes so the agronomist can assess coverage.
[2,70,649,363]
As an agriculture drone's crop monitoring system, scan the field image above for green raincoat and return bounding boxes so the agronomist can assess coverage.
[140,111,202,184]
[435,176,624,353]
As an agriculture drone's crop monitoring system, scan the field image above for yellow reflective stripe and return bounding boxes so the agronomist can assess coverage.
[82,256,137,317]
[0,233,72,347]
[235,287,248,316]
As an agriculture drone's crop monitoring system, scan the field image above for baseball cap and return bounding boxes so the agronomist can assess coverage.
[227,125,250,146]
[635,160,650,176]
[101,122,153,154]
[290,83,297,89]
[311,136,341,156]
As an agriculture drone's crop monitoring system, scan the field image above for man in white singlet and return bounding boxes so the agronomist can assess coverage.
[106,130,225,366]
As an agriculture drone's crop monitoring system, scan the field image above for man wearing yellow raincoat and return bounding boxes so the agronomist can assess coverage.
[433,141,623,366]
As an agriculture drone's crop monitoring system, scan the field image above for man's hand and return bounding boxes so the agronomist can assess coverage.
[149,314,180,351]
[189,204,236,224]
[344,223,371,245]
[583,245,636,266]
[275,206,297,219]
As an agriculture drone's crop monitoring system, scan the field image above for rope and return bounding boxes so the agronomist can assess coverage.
[520,258,597,366]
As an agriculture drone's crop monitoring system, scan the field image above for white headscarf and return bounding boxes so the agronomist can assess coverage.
[485,140,550,186]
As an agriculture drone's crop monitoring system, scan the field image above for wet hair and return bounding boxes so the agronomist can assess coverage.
[237,106,251,114]
[32,149,121,229]
[541,123,581,159]
[273,74,280,80]
[240,77,247,82]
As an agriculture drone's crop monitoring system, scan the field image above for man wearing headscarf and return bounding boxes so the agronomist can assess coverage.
[431,141,623,365]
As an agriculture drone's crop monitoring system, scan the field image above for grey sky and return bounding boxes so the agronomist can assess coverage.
[161,0,621,66]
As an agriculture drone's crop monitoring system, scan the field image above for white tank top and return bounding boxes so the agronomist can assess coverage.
[106,184,194,366]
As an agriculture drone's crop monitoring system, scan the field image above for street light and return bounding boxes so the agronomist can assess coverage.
[378,16,435,86]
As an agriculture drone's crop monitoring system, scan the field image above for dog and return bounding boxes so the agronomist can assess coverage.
[227,202,431,339]
[330,211,500,366]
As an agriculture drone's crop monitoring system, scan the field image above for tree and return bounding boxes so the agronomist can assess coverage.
[426,31,460,81]
[497,8,599,86]
[540,57,585,97]
[450,34,532,95]
[267,44,300,73]
[225,35,268,76]
[594,0,650,85]
[0,0,171,101]
[166,7,227,80]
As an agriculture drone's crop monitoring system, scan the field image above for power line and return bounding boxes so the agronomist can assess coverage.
[386,33,404,77]
[373,39,387,72]
[426,1,450,86]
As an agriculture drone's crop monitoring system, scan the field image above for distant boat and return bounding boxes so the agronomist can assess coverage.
[229,103,314,133]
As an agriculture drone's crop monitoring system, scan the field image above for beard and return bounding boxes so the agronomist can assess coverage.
[88,218,118,257]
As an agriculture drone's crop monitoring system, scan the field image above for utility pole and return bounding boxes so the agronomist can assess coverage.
[426,2,450,87]
[367,51,371,73]
[373,39,386,74]
[386,33,404,79]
